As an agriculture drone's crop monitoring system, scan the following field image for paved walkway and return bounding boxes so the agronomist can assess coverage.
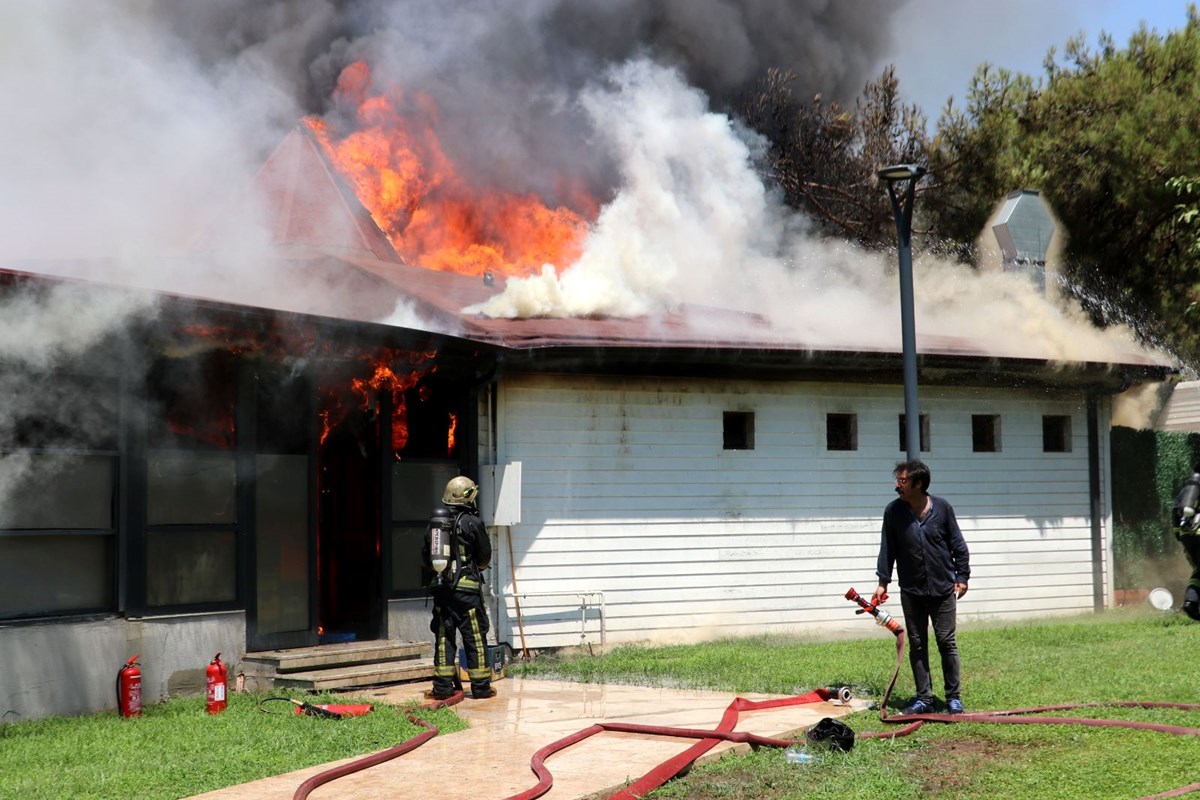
[187,677,866,800]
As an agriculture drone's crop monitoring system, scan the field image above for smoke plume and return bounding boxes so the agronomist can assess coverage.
[0,1,1170,388]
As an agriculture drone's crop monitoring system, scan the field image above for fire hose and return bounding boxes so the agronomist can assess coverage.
[289,588,1200,800]
[289,689,464,800]
[844,587,1200,799]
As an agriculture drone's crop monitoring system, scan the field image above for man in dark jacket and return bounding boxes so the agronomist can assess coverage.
[872,459,970,715]
[423,475,495,699]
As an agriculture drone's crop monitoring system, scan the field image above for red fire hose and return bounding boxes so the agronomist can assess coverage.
[291,690,464,800]
[843,588,1200,800]
[289,587,1200,800]
[502,688,837,800]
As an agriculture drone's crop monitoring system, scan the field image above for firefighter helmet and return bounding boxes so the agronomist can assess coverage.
[443,476,479,506]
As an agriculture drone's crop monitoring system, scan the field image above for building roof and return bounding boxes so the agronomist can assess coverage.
[0,124,1176,389]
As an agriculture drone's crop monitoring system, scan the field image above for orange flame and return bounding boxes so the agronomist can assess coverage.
[306,60,595,278]
[351,361,423,454]
[447,412,458,457]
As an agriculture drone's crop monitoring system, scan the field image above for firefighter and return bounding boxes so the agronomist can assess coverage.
[1171,467,1200,621]
[423,475,496,699]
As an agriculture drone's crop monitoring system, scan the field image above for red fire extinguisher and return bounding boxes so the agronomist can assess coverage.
[206,653,228,715]
[117,654,142,718]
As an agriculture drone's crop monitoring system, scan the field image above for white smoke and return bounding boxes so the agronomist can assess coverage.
[469,60,779,319]
[468,59,1155,365]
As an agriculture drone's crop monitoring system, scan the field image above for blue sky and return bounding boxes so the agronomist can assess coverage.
[877,0,1194,121]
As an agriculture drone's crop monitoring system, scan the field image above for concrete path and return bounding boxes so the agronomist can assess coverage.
[187,677,867,800]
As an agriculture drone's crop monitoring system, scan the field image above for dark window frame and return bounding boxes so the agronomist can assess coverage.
[723,411,755,451]
[1042,414,1072,453]
[0,368,122,621]
[826,413,858,451]
[898,413,931,452]
[972,414,1001,453]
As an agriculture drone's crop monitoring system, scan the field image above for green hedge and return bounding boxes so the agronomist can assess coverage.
[1111,427,1200,588]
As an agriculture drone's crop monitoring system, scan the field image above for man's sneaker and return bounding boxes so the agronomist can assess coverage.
[947,698,964,714]
[899,698,933,716]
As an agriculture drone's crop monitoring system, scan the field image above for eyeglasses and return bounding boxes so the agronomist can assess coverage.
[894,476,911,484]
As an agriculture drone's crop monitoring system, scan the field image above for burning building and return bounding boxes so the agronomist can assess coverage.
[0,7,1177,721]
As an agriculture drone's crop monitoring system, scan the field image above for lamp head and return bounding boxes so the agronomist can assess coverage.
[876,164,927,183]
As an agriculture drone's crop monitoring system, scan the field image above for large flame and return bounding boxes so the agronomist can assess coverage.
[306,60,595,278]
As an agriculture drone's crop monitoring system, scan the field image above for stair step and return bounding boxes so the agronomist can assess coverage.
[273,659,436,691]
[242,640,431,675]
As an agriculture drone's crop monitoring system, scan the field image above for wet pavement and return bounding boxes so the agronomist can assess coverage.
[186,677,867,800]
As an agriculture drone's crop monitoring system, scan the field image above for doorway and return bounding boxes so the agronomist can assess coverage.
[317,400,384,643]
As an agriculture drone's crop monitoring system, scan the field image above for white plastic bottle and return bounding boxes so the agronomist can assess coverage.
[785,747,822,765]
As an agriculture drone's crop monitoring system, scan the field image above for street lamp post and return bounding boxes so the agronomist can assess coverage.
[877,164,927,462]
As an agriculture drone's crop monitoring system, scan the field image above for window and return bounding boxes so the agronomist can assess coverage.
[898,414,931,452]
[143,352,239,610]
[0,371,120,620]
[1043,415,1071,452]
[723,411,755,450]
[0,454,117,619]
[826,413,857,451]
[391,461,461,596]
[972,414,1001,452]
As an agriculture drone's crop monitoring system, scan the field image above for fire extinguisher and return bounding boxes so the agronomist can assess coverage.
[117,654,142,718]
[206,653,228,715]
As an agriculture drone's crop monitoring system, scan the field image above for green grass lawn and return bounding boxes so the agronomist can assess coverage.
[0,689,465,800]
[5,609,1197,800]
[510,607,1200,800]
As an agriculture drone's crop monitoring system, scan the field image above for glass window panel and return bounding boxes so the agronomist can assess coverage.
[146,530,236,607]
[146,351,237,451]
[391,525,427,593]
[2,372,119,451]
[255,454,310,635]
[147,451,236,525]
[0,534,114,618]
[0,454,114,529]
[257,374,311,455]
[392,461,460,522]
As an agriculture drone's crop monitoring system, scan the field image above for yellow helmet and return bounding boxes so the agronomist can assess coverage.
[442,476,479,506]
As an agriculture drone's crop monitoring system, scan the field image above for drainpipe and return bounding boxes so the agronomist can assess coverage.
[1087,391,1104,612]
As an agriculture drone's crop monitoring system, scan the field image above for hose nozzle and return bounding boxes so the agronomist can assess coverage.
[845,587,903,636]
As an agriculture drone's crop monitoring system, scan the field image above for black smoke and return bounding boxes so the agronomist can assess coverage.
[147,0,907,202]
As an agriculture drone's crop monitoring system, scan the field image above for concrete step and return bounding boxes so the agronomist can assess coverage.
[242,640,431,675]
[272,658,436,692]
[239,640,435,692]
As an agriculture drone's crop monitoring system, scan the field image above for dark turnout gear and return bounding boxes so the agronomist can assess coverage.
[1172,470,1200,621]
[423,484,494,698]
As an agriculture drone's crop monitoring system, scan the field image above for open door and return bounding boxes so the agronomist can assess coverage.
[316,402,384,642]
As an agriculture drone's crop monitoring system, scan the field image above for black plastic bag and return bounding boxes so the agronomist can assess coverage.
[805,716,855,752]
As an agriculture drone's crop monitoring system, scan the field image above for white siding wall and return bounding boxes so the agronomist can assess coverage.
[1157,380,1200,432]
[489,374,1111,649]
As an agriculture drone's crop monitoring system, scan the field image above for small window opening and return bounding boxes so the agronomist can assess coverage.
[723,411,755,450]
[898,414,931,452]
[826,413,857,451]
[972,414,1001,452]
[1043,415,1071,452]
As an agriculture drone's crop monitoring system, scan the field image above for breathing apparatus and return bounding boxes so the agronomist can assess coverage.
[429,506,456,581]
[1173,470,1200,534]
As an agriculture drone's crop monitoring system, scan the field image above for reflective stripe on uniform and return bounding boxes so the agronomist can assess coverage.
[465,608,489,679]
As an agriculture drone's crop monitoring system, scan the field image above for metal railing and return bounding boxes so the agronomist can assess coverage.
[513,590,606,646]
